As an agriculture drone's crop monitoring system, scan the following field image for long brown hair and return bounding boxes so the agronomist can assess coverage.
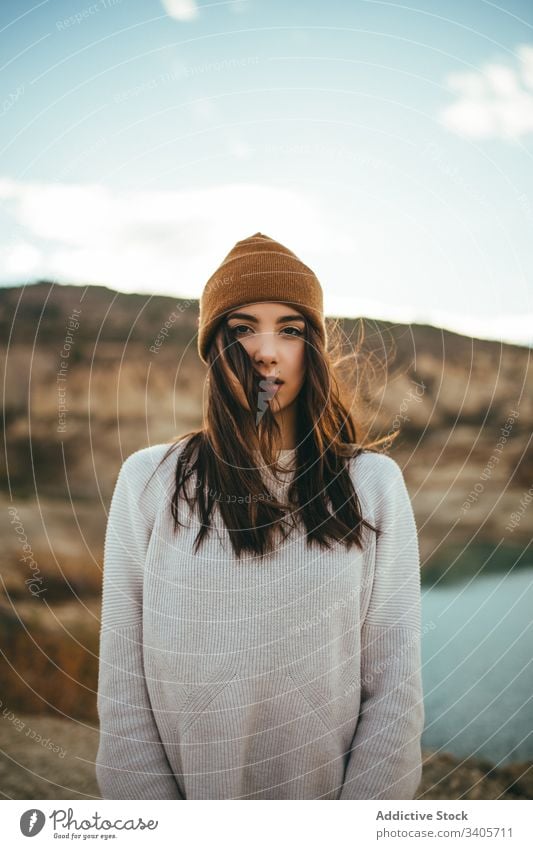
[148,311,398,559]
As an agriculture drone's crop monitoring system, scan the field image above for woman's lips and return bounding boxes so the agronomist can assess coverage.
[262,377,284,395]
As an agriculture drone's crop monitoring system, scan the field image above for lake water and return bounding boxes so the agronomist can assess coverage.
[421,567,533,765]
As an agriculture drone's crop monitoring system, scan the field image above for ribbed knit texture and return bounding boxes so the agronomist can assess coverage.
[95,441,425,800]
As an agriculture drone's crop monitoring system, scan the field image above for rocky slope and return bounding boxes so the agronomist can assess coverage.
[1,281,531,792]
[2,281,531,601]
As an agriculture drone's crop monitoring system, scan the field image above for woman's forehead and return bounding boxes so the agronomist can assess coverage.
[228,301,303,316]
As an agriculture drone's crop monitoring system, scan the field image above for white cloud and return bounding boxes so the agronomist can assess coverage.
[0,178,529,346]
[0,241,43,276]
[0,177,353,295]
[440,43,533,139]
[161,0,199,22]
[424,310,533,348]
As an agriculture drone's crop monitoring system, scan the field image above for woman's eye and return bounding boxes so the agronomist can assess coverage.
[229,325,303,337]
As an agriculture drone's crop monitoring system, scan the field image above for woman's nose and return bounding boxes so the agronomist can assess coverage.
[252,332,279,361]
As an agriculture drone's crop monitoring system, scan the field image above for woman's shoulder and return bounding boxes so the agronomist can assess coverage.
[348,447,404,480]
[118,437,191,495]
[125,435,190,466]
[122,440,178,470]
[347,447,407,508]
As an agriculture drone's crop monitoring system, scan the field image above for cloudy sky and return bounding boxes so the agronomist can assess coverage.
[1,0,532,345]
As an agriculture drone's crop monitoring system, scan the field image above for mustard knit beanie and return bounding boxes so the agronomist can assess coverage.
[197,232,326,365]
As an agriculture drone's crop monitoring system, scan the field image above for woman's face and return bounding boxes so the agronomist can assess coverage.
[223,301,307,415]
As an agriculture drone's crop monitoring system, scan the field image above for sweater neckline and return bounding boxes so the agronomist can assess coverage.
[253,448,297,476]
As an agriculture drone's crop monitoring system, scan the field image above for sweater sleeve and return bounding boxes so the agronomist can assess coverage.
[339,456,425,800]
[95,450,184,799]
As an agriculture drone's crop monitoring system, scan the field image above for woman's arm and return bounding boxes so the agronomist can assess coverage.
[95,449,184,799]
[339,455,425,800]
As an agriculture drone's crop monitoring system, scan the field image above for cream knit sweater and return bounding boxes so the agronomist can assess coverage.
[95,440,424,800]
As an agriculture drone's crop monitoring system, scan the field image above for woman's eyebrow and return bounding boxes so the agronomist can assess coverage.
[226,312,305,324]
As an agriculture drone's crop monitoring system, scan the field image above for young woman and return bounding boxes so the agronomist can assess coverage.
[95,232,425,800]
